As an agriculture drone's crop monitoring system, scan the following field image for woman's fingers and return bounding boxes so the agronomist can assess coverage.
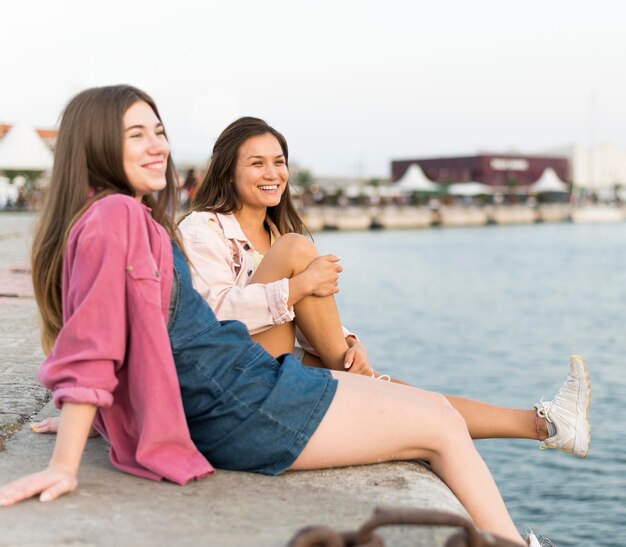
[0,473,50,506]
[344,346,373,376]
[39,476,77,502]
[0,469,77,507]
[344,347,355,370]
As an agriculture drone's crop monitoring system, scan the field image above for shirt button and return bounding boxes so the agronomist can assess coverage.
[127,265,134,271]
[155,270,160,278]
[243,244,250,251]
[248,270,253,276]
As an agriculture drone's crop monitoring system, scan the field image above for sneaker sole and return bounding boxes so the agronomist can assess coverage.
[571,354,591,458]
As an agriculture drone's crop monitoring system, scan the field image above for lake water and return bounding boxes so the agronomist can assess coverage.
[314,222,626,547]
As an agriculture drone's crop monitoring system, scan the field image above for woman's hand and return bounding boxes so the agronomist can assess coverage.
[0,403,97,507]
[343,337,374,376]
[302,255,343,297]
[0,466,78,506]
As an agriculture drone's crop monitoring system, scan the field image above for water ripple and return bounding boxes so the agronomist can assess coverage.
[317,223,626,547]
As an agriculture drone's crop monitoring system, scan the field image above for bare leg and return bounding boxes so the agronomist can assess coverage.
[291,372,525,545]
[446,396,545,440]
[378,380,544,440]
[251,321,296,358]
[29,386,546,443]
[251,235,545,443]
[250,233,348,370]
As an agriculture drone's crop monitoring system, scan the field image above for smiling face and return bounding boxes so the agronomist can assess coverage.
[233,133,289,213]
[122,100,170,201]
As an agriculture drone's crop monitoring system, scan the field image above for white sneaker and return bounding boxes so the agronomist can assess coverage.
[535,355,591,458]
[526,529,557,546]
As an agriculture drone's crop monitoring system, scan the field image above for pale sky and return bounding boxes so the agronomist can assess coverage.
[1,0,625,177]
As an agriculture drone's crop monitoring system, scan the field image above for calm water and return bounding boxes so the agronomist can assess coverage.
[314,222,626,547]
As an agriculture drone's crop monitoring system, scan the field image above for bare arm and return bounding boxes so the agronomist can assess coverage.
[287,254,342,307]
[0,402,96,506]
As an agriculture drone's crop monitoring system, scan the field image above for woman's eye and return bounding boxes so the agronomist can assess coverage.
[129,133,142,139]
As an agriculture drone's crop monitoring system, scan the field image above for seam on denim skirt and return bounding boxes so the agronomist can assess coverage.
[265,373,338,475]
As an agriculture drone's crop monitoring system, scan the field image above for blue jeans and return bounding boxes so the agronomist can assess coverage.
[168,244,337,475]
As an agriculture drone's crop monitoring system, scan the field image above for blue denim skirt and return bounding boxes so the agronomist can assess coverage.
[168,244,337,475]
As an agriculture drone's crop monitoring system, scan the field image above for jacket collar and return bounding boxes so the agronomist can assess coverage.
[214,212,281,242]
[214,212,247,241]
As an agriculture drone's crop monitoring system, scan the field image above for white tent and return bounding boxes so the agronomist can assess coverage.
[394,164,441,193]
[447,182,493,196]
[0,124,54,172]
[529,168,569,193]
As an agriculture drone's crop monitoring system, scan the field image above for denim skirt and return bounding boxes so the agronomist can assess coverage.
[168,244,337,475]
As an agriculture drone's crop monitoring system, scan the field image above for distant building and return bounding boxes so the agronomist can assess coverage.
[391,154,570,189]
[0,124,57,150]
[545,144,626,190]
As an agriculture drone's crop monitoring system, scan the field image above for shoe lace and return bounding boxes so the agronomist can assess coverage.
[535,398,553,418]
[371,373,391,382]
[526,528,558,547]
[537,534,557,546]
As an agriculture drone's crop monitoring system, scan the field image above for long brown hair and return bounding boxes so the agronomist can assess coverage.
[186,117,305,235]
[31,84,182,353]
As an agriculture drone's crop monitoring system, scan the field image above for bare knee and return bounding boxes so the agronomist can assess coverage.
[397,399,471,461]
[430,391,453,409]
[433,405,472,451]
[274,233,318,272]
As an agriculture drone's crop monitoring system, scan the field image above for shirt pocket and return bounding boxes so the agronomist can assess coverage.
[126,257,162,306]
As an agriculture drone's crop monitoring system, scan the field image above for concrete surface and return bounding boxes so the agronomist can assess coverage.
[0,211,469,546]
[0,212,48,451]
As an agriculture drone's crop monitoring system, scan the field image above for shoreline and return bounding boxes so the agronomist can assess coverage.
[301,203,626,232]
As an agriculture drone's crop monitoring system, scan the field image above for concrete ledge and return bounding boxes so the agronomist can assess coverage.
[375,206,433,229]
[537,204,570,223]
[490,205,536,225]
[0,297,48,448]
[0,403,468,546]
[0,213,470,546]
[439,206,489,227]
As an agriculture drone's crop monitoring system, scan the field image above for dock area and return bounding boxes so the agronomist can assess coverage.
[302,203,626,231]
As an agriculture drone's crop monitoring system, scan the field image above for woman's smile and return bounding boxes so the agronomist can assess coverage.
[233,133,289,211]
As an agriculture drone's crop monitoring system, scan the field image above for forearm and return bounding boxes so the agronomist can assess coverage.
[49,403,98,475]
[287,273,313,307]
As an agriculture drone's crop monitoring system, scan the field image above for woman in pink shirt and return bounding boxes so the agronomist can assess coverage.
[0,85,576,546]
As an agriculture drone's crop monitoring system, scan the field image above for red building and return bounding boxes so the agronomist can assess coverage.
[392,154,570,188]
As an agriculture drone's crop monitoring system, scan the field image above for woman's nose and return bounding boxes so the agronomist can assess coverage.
[149,135,169,156]
[264,164,277,178]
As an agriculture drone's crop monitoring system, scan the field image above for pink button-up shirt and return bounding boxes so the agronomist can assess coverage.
[39,195,213,485]
[178,211,355,354]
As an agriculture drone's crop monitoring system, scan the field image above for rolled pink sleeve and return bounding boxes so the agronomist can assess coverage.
[39,203,129,408]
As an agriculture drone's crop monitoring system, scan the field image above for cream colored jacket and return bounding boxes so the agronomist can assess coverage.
[178,211,355,354]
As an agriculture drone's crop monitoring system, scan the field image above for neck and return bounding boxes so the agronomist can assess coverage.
[234,205,267,236]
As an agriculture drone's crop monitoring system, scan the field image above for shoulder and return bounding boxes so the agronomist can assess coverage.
[80,195,146,227]
[179,211,223,241]
[70,194,152,245]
